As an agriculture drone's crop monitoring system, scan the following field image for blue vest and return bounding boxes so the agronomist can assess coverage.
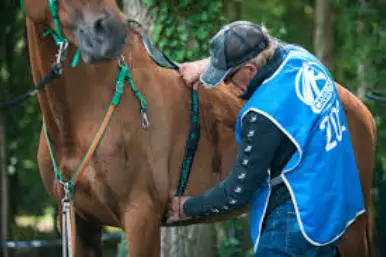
[235,45,365,252]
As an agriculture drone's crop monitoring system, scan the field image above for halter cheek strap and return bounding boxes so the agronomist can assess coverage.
[48,0,65,41]
[20,0,63,38]
[20,0,27,17]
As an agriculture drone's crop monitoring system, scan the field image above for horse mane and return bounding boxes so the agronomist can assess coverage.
[125,19,148,37]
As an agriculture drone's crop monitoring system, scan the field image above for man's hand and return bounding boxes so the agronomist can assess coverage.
[166,196,192,224]
[179,58,210,86]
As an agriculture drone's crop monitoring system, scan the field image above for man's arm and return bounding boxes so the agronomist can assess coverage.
[183,111,291,217]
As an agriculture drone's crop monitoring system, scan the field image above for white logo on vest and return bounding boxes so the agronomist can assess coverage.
[295,62,334,114]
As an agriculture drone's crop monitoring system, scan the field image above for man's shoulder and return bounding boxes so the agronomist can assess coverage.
[241,110,277,131]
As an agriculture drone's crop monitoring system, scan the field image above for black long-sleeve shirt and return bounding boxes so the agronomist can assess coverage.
[183,111,296,218]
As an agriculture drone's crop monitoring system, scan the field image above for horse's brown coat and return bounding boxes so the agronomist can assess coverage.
[24,2,375,256]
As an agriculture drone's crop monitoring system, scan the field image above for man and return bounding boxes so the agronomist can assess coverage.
[167,21,365,256]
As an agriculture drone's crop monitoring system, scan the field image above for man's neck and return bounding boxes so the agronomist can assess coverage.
[240,45,288,100]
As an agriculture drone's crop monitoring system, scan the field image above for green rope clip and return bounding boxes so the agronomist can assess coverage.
[126,70,148,113]
[112,66,129,106]
[44,0,80,67]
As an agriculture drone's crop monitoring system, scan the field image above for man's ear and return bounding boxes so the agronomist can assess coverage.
[244,62,258,80]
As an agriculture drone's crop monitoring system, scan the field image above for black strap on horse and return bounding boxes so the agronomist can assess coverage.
[366,89,386,103]
[0,64,62,111]
[133,19,201,196]
[176,89,200,196]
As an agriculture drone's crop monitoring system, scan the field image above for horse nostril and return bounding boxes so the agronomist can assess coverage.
[93,16,108,36]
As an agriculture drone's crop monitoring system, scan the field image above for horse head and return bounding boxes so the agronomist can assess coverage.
[23,0,128,63]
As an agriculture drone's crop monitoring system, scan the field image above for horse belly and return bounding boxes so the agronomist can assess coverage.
[336,84,375,257]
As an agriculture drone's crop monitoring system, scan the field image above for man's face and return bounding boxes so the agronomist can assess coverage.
[224,62,257,91]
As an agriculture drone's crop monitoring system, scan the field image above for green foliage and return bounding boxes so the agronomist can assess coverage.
[1,1,52,219]
[116,232,128,257]
[241,0,314,50]
[144,0,228,62]
[216,217,254,257]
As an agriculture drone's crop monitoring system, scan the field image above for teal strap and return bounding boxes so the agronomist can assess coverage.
[48,0,65,42]
[44,65,128,187]
[43,105,117,194]
[69,106,116,185]
[126,69,148,114]
[72,49,81,68]
[112,66,129,106]
[20,0,26,17]
[43,26,81,67]
[43,0,82,66]
[43,122,65,183]
[43,26,65,46]
[176,89,200,196]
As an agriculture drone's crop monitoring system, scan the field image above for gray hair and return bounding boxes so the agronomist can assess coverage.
[249,27,277,70]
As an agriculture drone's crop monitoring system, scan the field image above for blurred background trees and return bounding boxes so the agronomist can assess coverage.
[1,0,386,256]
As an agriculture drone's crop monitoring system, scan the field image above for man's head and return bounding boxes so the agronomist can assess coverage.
[200,21,276,90]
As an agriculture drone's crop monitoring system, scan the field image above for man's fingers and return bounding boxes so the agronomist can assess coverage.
[193,81,200,91]
[179,63,187,73]
[166,217,178,224]
[166,211,181,224]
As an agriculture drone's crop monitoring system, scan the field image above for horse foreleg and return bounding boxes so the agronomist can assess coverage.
[123,201,162,257]
[74,213,103,257]
[338,214,369,257]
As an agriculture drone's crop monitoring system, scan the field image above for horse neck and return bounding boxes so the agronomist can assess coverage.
[26,20,124,152]
[27,18,241,160]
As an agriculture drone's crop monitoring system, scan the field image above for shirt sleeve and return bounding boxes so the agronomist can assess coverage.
[183,111,290,217]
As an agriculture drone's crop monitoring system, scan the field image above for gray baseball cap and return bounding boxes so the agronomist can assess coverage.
[200,21,269,88]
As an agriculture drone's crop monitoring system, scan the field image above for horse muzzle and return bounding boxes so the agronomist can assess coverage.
[76,13,128,63]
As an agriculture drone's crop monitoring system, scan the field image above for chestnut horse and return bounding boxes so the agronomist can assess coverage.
[22,0,375,256]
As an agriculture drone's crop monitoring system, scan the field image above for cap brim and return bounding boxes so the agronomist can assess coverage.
[200,62,232,88]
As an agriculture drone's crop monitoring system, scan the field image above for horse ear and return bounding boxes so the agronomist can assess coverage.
[23,0,49,23]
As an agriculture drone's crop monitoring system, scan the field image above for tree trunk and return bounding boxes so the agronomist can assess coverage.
[356,18,366,99]
[355,0,372,99]
[160,225,217,257]
[121,1,218,256]
[0,115,9,257]
[313,0,334,71]
[0,1,10,256]
[223,0,243,21]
